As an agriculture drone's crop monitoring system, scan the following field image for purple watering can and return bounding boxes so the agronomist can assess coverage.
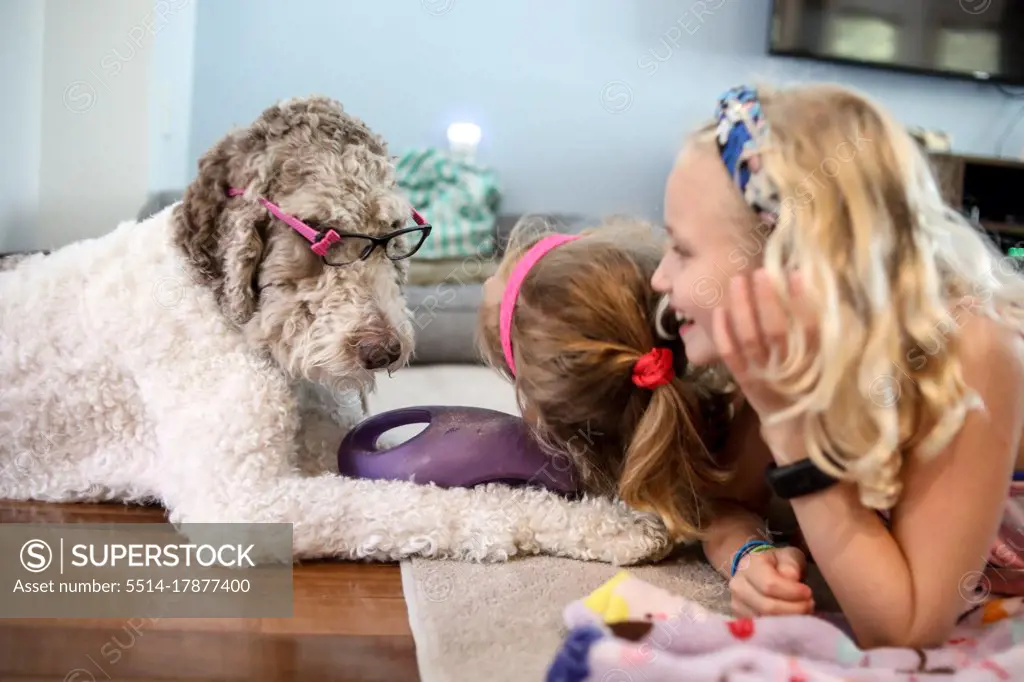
[336,405,580,496]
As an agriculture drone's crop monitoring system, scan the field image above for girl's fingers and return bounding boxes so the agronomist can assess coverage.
[788,270,820,351]
[730,577,815,616]
[711,304,745,377]
[746,565,813,602]
[751,269,789,360]
[727,275,768,368]
[773,546,809,581]
[729,578,760,618]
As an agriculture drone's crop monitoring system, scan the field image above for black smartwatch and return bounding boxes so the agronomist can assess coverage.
[765,459,839,499]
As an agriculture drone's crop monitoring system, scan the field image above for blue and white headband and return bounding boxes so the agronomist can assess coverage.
[714,85,781,227]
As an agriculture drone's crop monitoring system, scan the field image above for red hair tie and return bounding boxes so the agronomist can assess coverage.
[632,347,675,389]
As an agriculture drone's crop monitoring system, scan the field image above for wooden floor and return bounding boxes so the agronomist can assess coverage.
[0,500,420,682]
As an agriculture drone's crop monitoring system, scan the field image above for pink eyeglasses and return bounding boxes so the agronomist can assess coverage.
[227,187,432,266]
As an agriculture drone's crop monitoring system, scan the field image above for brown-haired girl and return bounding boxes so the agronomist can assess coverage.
[476,216,736,542]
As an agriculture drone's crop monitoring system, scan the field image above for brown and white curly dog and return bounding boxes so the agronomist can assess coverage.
[0,96,670,565]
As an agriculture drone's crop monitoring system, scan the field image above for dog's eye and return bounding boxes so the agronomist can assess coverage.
[390,220,402,230]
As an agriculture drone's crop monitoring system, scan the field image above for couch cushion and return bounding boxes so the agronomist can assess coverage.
[407,256,498,287]
[138,190,184,221]
[405,284,485,365]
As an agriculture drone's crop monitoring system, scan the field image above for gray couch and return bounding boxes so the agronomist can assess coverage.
[137,191,589,365]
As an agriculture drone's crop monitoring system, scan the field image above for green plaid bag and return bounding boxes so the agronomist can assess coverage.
[395,147,501,260]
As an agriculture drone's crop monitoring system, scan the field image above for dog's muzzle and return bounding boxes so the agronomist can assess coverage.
[355,333,404,371]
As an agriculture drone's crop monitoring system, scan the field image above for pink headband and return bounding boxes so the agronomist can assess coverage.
[499,233,581,376]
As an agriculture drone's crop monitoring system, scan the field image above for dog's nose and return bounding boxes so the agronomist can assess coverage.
[357,337,403,370]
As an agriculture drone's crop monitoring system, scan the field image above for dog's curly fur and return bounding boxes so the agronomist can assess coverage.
[0,96,671,565]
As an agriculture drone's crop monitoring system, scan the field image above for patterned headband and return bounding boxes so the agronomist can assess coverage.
[715,85,781,227]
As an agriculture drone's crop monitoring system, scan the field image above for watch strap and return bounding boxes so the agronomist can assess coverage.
[765,459,839,499]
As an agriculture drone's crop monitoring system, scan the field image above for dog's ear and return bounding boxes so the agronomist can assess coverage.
[218,201,267,326]
[172,129,270,327]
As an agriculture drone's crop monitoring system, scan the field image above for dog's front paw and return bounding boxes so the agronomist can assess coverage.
[581,499,673,566]
[525,492,673,566]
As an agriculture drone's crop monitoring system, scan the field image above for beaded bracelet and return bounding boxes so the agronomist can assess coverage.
[730,539,775,577]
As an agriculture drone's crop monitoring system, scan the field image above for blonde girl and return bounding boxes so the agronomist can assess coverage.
[652,82,1024,649]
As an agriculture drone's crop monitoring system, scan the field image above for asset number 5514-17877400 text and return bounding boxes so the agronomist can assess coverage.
[125,578,251,593]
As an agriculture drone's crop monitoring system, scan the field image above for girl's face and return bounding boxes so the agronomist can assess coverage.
[652,142,760,366]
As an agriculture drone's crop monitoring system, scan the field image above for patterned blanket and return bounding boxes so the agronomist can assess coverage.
[394,147,501,260]
[546,570,1024,681]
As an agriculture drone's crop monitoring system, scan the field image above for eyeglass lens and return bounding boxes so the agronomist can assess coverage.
[384,229,429,260]
[322,227,429,265]
[323,236,376,266]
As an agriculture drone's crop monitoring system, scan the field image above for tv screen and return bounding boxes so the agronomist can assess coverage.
[768,0,1024,87]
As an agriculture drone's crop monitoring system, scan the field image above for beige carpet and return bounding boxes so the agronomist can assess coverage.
[400,550,733,682]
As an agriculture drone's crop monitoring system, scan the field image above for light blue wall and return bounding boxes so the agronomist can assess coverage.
[183,0,1024,219]
[0,0,44,252]
[149,0,198,193]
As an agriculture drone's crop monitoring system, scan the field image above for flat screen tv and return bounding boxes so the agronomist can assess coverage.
[768,0,1024,87]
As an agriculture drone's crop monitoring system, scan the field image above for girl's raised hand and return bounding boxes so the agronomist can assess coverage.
[710,268,819,423]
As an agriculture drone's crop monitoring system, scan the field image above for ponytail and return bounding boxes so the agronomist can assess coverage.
[617,342,734,543]
[475,220,735,534]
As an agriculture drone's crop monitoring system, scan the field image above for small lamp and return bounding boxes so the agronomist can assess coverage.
[446,122,481,162]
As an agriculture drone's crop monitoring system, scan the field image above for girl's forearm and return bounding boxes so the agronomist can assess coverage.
[787,481,929,648]
[760,424,927,647]
[702,502,771,579]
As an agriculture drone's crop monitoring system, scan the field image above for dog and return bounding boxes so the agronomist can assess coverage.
[0,95,670,565]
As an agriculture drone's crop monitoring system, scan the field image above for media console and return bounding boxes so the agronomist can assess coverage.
[930,152,1024,256]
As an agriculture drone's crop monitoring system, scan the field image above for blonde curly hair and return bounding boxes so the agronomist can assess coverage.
[690,82,1024,509]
